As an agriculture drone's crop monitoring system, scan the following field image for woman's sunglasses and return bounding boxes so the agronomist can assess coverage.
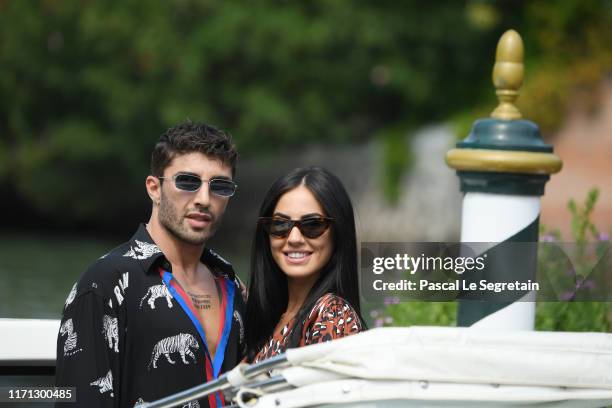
[259,216,333,239]
[158,173,237,197]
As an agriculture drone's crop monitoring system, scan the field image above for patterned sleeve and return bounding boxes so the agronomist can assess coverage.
[302,295,364,346]
[55,279,121,408]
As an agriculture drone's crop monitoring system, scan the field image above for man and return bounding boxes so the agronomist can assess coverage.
[56,122,245,407]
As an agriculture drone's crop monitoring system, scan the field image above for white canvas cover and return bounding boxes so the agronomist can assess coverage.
[235,327,612,408]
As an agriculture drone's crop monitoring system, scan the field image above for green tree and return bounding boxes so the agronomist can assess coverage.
[1,1,610,228]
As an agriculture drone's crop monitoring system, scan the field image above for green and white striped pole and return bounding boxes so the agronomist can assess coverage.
[446,30,562,330]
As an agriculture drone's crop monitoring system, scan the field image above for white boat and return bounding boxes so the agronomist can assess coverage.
[2,319,612,407]
[145,326,612,408]
[0,318,59,372]
[0,318,59,406]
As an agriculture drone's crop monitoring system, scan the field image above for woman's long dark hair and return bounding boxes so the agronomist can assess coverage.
[245,166,364,360]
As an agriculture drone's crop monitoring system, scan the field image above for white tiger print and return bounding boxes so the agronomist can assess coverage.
[123,240,161,260]
[234,310,244,345]
[64,282,77,308]
[59,319,82,356]
[102,315,119,353]
[148,333,199,370]
[140,284,173,309]
[90,370,114,397]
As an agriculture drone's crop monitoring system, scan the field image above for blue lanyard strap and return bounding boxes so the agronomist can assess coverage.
[161,270,235,378]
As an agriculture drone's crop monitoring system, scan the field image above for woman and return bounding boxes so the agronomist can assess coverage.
[245,166,365,363]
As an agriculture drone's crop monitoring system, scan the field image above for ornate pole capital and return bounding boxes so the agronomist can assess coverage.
[445,29,563,192]
[491,29,524,120]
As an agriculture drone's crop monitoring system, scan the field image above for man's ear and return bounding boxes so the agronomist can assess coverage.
[146,176,162,206]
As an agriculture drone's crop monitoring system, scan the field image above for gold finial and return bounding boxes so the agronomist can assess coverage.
[491,29,524,120]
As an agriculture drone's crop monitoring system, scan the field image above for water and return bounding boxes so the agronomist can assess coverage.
[0,234,114,319]
[0,233,253,320]
[0,233,386,327]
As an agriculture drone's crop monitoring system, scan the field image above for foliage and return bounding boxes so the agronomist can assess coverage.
[371,189,611,332]
[1,1,610,228]
[568,188,601,245]
[518,0,612,135]
[454,0,612,137]
[368,300,456,328]
[0,1,501,226]
[379,126,413,204]
[536,188,612,332]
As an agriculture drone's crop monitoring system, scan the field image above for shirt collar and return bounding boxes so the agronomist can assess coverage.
[127,223,236,280]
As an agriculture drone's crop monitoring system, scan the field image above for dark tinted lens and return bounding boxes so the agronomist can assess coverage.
[299,218,329,238]
[174,174,202,191]
[209,179,236,197]
[262,218,293,237]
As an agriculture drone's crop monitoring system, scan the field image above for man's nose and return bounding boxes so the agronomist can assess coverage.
[193,181,211,208]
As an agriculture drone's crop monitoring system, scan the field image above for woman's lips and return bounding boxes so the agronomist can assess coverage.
[283,251,313,265]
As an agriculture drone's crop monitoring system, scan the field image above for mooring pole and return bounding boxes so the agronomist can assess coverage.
[446,30,562,330]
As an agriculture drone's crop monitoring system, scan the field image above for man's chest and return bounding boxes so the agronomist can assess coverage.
[128,273,225,357]
[185,285,222,356]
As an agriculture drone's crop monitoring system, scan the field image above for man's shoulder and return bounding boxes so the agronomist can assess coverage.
[68,241,139,298]
[87,240,137,272]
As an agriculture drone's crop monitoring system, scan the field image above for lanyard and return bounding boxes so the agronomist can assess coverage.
[160,268,235,407]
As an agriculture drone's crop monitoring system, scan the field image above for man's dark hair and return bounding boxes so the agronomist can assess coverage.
[151,121,237,177]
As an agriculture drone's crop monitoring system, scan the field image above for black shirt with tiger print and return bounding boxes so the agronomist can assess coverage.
[55,224,246,408]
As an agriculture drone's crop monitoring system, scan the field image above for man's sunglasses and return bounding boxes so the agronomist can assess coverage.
[259,216,333,239]
[158,173,237,197]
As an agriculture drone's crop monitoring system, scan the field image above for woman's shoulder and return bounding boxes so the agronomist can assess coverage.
[308,293,357,317]
[302,293,363,345]
[305,293,363,328]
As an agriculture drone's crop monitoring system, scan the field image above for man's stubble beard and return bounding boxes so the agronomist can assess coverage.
[158,192,222,246]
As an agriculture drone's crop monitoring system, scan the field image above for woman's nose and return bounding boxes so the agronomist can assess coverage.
[287,224,305,244]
